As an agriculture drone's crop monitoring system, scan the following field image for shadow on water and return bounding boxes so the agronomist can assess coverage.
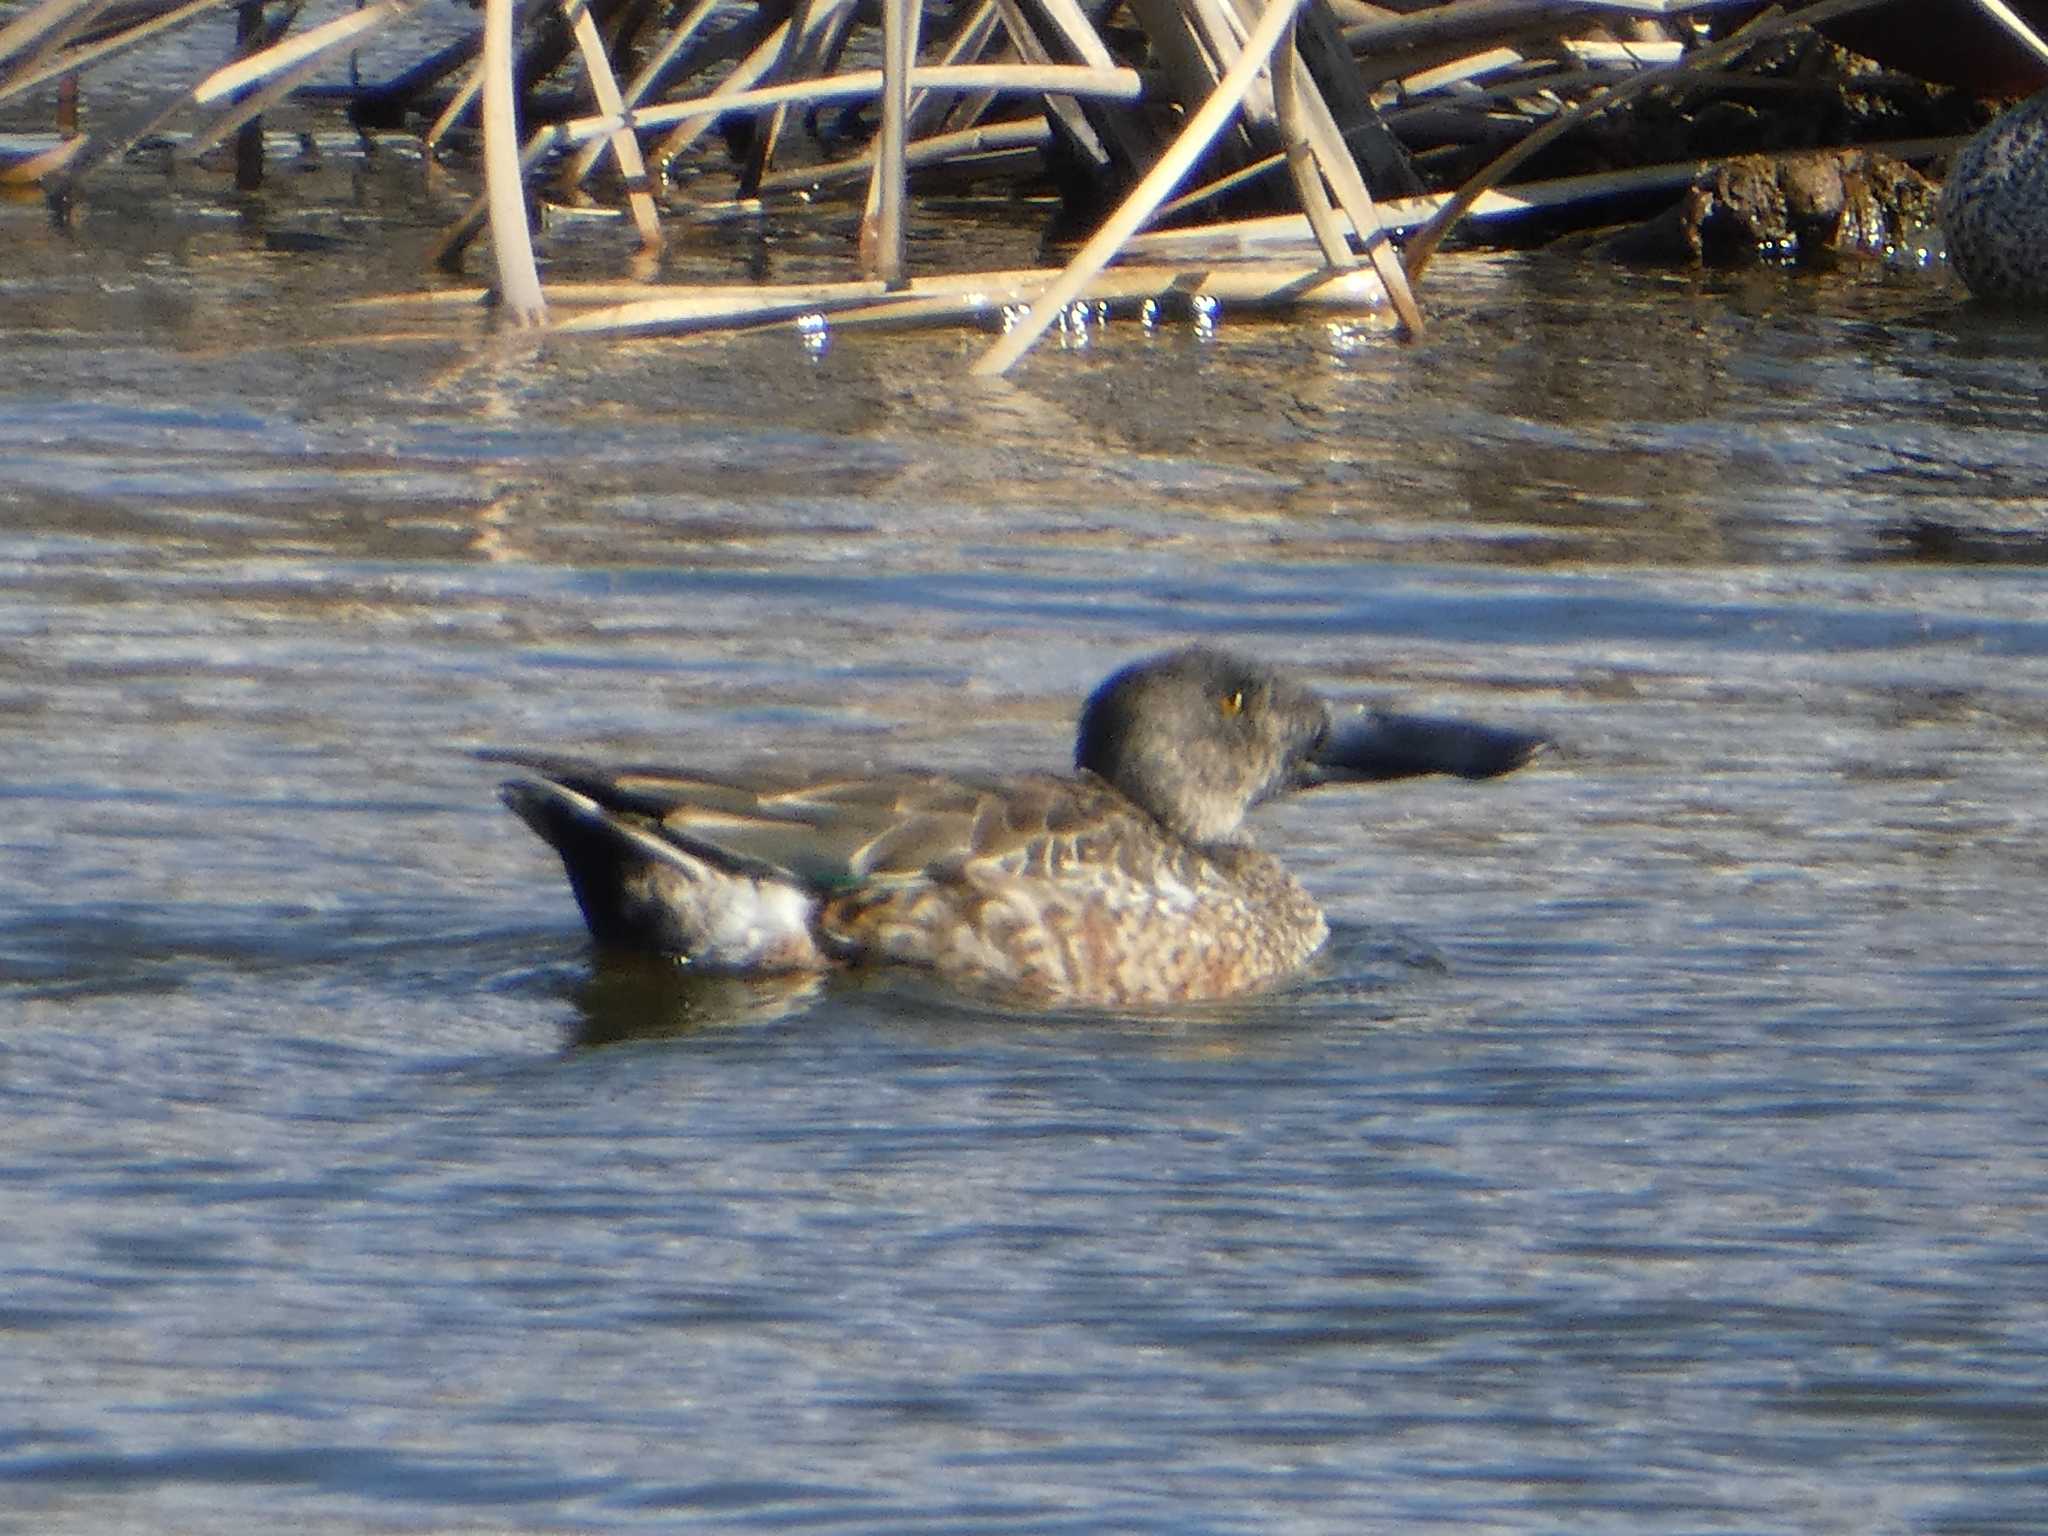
[1877,516,2048,566]
[565,955,829,1044]
[557,921,1446,1050]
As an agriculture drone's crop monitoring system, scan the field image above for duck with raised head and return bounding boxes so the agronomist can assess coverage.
[488,647,1546,1008]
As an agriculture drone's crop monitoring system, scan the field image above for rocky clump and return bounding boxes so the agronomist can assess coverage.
[1589,149,1940,267]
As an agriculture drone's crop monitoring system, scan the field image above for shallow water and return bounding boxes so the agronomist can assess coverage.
[5,150,2048,1534]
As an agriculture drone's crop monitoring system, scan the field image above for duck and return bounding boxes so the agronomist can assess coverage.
[488,646,1545,1007]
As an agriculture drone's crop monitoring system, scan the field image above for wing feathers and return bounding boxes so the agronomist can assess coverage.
[485,752,1147,895]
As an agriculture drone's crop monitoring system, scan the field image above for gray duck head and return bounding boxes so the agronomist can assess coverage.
[1074,646,1547,846]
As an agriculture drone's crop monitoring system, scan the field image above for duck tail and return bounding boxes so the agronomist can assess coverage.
[499,778,826,971]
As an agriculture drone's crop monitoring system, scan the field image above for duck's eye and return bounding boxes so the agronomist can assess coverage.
[1219,690,1244,718]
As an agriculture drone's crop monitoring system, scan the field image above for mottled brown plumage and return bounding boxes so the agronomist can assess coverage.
[491,647,1545,1007]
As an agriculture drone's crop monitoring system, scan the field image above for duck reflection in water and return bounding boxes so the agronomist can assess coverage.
[566,957,828,1045]
[489,647,1547,1010]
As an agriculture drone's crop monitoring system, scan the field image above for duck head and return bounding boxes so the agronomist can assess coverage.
[1074,646,1546,846]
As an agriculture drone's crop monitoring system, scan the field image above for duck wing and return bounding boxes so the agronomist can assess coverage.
[482,751,1107,892]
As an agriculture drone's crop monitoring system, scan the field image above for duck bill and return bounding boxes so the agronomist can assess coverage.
[1302,709,1549,786]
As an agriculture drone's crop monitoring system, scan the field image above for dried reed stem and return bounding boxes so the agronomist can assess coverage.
[0,0,217,105]
[563,61,1144,146]
[423,55,483,150]
[651,18,789,166]
[0,130,86,182]
[187,33,344,162]
[740,0,853,192]
[481,0,546,324]
[1273,14,1355,267]
[542,260,1393,335]
[1965,0,2048,63]
[909,0,1000,139]
[562,0,718,184]
[972,0,1308,376]
[0,0,108,82]
[1280,43,1423,334]
[755,115,1049,195]
[192,0,420,104]
[560,0,662,249]
[860,0,919,286]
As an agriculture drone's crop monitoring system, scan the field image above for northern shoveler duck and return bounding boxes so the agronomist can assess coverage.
[489,647,1546,1007]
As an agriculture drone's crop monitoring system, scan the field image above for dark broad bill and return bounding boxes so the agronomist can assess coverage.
[1308,710,1550,784]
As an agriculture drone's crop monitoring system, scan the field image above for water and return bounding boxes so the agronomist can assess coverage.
[5,149,2048,1534]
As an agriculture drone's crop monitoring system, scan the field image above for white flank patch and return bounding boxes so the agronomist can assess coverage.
[696,878,817,968]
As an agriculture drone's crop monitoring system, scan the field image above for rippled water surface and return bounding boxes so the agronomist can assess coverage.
[5,156,2048,1534]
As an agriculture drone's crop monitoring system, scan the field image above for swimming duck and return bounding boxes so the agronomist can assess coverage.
[489,646,1545,1007]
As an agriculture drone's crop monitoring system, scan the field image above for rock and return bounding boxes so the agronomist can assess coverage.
[1587,150,1939,267]
[1940,87,2048,305]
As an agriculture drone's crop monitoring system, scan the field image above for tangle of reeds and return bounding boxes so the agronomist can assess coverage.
[3,0,2044,365]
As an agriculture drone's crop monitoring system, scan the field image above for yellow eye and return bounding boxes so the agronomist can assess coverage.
[1219,690,1244,718]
